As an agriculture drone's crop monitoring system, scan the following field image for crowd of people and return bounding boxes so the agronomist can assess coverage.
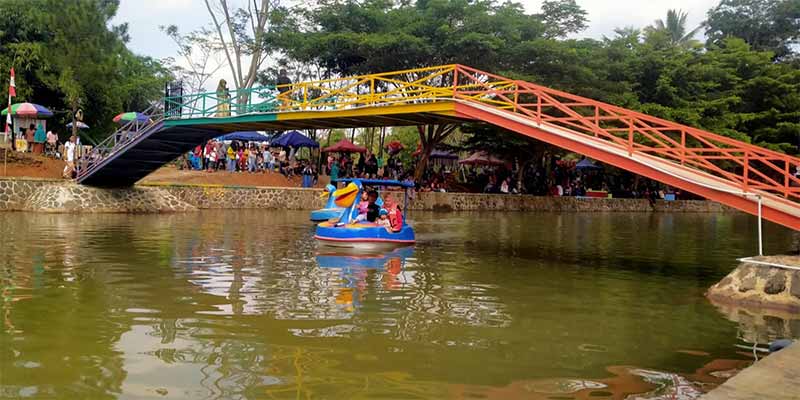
[183,139,319,186]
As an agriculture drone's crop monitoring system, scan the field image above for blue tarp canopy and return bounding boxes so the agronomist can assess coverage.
[576,158,602,169]
[271,130,319,148]
[218,131,270,142]
[334,178,416,188]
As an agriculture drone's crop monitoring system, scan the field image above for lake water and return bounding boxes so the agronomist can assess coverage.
[0,210,797,399]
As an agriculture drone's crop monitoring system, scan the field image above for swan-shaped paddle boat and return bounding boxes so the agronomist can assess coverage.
[314,179,415,249]
[310,184,345,222]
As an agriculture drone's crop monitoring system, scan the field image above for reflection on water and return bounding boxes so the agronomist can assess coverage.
[0,210,797,399]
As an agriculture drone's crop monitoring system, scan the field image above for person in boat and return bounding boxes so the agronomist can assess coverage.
[354,191,371,222]
[366,190,381,222]
[389,203,404,232]
[378,209,392,230]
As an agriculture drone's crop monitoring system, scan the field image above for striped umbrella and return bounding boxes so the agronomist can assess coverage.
[113,112,151,124]
[0,102,54,118]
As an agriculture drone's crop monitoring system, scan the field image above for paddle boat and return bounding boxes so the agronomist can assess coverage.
[314,179,415,249]
[310,184,345,222]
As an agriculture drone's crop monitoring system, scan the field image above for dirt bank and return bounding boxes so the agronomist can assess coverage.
[0,150,66,179]
[141,165,327,188]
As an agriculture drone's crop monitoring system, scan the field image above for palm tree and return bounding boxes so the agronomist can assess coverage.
[646,9,703,47]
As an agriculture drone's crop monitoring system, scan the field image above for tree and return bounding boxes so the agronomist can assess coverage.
[540,0,589,39]
[161,25,224,93]
[462,123,549,193]
[203,0,277,97]
[0,0,169,142]
[644,9,703,48]
[706,0,800,59]
[272,0,555,181]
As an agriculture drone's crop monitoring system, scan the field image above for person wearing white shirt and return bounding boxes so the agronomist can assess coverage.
[63,135,77,179]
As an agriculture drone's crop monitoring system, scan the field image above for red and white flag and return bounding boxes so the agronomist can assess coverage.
[8,68,15,98]
[6,68,14,134]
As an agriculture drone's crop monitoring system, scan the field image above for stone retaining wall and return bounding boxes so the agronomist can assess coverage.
[0,177,734,214]
[0,178,195,213]
[707,256,800,313]
[409,191,731,212]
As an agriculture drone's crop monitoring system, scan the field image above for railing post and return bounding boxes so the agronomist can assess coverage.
[743,150,749,192]
[628,117,633,156]
[593,106,599,137]
[785,159,790,198]
[452,66,458,99]
[680,129,686,165]
[370,77,375,106]
[513,85,519,113]
[536,94,542,125]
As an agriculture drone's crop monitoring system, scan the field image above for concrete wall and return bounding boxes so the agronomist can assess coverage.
[0,178,734,214]
[707,257,800,314]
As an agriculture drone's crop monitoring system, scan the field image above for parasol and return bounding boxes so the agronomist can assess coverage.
[1,102,53,118]
[323,139,367,153]
[113,112,151,124]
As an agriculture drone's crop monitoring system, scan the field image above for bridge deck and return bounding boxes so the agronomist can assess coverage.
[78,102,467,187]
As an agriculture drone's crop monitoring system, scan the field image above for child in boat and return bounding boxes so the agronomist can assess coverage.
[388,203,404,232]
[354,191,370,222]
[378,209,392,230]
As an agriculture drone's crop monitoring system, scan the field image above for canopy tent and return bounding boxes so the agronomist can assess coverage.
[3,103,52,152]
[271,130,319,148]
[459,151,507,167]
[1,102,53,118]
[323,139,366,153]
[575,158,602,170]
[218,131,270,142]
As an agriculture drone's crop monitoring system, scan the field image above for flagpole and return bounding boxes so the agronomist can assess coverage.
[5,67,16,177]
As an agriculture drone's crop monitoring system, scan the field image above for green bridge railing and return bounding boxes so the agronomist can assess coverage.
[163,85,280,119]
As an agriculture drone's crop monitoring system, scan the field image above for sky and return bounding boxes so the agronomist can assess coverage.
[113,0,718,90]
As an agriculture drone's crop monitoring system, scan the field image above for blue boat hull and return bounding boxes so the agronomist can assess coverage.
[315,224,415,249]
[310,208,344,222]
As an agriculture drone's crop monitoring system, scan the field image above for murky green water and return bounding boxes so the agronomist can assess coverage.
[0,210,796,399]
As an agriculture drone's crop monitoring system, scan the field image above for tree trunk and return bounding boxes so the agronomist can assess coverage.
[415,144,433,183]
[413,124,456,183]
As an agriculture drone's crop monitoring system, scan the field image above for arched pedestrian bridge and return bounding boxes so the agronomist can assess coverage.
[77,65,800,230]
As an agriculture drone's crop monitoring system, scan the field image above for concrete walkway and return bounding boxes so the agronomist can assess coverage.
[701,342,800,400]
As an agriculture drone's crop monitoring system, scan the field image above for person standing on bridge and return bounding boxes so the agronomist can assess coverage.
[277,69,292,110]
[216,79,231,117]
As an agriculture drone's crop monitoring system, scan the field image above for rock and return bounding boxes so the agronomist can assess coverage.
[764,272,787,295]
[717,276,733,289]
[739,275,756,292]
[791,271,800,299]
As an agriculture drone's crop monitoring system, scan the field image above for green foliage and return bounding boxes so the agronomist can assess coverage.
[539,0,588,39]
[644,9,703,48]
[267,0,800,160]
[0,0,170,142]
[705,0,800,59]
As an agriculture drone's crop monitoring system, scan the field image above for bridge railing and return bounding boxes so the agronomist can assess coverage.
[76,102,165,181]
[163,86,280,119]
[450,64,800,202]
